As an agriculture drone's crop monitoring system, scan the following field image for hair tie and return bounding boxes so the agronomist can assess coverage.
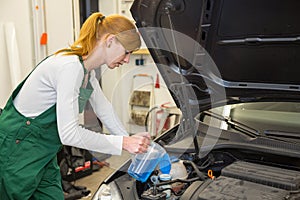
[98,15,106,24]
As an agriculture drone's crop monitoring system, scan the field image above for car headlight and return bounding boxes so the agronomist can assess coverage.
[93,182,122,200]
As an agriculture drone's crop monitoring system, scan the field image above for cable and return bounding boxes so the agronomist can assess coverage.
[144,106,160,132]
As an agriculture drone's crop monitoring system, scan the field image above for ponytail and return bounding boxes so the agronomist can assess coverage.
[55,12,140,56]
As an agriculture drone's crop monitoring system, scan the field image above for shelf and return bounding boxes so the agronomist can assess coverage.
[133,48,150,55]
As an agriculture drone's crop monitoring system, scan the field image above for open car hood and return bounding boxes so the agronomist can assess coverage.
[93,3,300,199]
[131,0,300,112]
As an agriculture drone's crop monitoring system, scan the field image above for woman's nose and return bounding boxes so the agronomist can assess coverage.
[123,53,130,63]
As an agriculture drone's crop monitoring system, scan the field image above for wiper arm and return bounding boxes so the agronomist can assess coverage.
[202,111,261,137]
[264,130,300,139]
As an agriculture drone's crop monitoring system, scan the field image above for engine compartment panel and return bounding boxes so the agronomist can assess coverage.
[196,176,289,200]
[222,161,300,190]
[136,152,300,200]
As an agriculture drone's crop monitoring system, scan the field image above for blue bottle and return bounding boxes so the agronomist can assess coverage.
[128,142,171,183]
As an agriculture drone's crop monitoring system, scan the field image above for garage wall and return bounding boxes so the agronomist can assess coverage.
[0,0,34,107]
[0,0,77,108]
[44,0,78,55]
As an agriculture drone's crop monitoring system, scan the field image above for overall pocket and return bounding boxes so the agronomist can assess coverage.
[7,126,40,165]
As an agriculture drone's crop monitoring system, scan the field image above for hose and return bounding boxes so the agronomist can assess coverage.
[182,160,207,181]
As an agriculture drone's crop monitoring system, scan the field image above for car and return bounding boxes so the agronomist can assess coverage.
[93,0,300,199]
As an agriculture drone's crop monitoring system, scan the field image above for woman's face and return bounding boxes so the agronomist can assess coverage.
[106,37,131,69]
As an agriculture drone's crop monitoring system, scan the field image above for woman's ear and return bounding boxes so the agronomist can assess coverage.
[106,35,115,48]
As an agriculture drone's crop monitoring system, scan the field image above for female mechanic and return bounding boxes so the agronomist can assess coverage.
[0,12,150,199]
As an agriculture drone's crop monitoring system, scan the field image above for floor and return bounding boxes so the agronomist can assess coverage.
[75,151,131,200]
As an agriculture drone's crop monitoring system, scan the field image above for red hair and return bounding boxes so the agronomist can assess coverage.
[55,12,140,56]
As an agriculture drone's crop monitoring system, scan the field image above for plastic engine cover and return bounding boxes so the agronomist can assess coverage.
[222,161,300,190]
[198,176,289,200]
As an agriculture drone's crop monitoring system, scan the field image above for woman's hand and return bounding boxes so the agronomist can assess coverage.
[122,132,151,154]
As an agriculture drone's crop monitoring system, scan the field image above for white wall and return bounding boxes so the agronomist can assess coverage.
[99,0,118,16]
[0,0,77,107]
[0,0,34,107]
[0,1,34,72]
[44,0,77,54]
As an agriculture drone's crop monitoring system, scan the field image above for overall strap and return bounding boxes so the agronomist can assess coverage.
[79,56,93,89]
[11,55,51,101]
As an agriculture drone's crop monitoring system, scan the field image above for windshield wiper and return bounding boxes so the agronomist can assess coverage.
[201,111,261,137]
[264,130,300,139]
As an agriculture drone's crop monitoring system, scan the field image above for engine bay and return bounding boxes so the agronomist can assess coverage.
[111,148,300,200]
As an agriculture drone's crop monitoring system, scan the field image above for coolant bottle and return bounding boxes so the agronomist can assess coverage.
[127,141,171,183]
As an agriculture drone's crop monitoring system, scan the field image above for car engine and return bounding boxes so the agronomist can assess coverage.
[110,148,300,200]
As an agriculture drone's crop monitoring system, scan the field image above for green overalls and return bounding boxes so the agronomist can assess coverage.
[78,56,94,114]
[0,56,92,199]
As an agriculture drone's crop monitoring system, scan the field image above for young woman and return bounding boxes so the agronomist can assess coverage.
[0,12,150,199]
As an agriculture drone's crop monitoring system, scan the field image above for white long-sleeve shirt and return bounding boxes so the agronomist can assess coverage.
[13,54,128,155]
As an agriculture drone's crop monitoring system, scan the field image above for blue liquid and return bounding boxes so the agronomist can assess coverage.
[128,153,171,183]
[159,153,171,174]
[128,158,159,183]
